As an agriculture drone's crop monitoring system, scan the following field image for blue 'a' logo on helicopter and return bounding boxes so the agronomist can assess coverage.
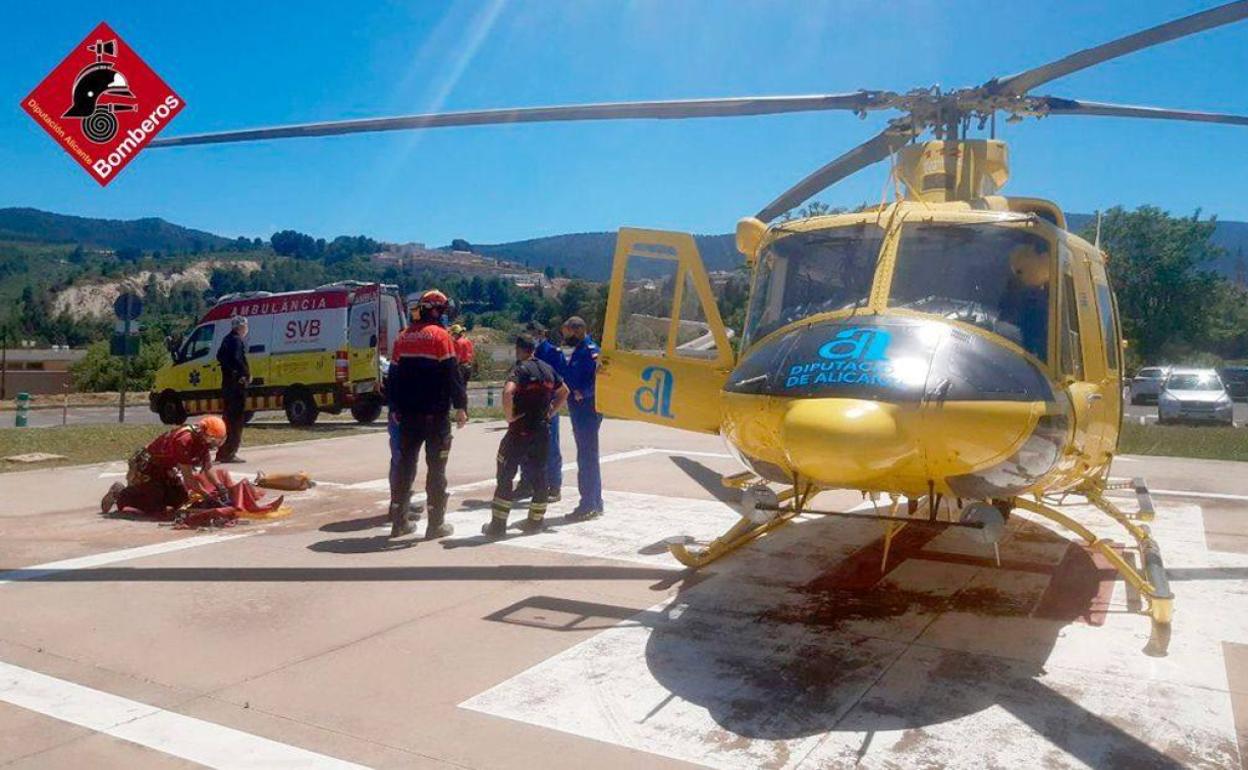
[785,327,897,389]
[817,327,891,361]
[635,365,675,418]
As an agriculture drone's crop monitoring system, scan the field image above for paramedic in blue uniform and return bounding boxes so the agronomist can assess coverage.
[516,321,567,502]
[562,316,603,520]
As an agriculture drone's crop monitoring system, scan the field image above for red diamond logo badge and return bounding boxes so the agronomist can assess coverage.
[21,22,184,186]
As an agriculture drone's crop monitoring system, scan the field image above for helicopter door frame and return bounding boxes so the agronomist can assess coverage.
[1085,258,1124,455]
[1063,243,1114,471]
[598,228,734,434]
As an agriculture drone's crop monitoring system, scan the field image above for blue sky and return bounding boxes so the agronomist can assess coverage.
[4,1,1247,245]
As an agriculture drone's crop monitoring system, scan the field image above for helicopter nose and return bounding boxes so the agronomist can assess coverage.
[781,398,916,486]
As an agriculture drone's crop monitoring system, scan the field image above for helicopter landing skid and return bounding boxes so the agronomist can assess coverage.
[1014,483,1174,654]
[666,481,817,569]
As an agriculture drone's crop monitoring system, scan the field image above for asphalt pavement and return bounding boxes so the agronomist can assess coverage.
[1,422,1246,768]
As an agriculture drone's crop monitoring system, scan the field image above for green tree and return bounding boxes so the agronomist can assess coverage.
[1088,206,1223,361]
[70,332,170,392]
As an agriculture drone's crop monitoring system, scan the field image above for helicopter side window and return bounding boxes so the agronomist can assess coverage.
[888,222,1052,362]
[1060,272,1084,379]
[615,254,679,356]
[744,225,884,346]
[1092,280,1119,372]
[673,272,722,360]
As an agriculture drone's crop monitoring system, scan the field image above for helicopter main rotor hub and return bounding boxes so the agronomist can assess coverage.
[852,86,1053,138]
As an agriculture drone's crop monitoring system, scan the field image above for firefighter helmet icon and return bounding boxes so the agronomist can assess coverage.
[62,39,137,144]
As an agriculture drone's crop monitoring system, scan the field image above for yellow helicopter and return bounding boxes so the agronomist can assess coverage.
[150,1,1248,641]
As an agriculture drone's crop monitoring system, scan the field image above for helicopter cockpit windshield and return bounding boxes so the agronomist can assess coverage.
[887,222,1054,362]
[744,223,884,346]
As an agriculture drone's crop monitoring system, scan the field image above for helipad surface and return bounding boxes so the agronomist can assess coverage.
[0,421,1245,769]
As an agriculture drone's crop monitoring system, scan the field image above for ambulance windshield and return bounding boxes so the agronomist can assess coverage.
[744,224,885,346]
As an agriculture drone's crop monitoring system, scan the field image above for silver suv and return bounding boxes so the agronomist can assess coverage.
[1129,366,1170,405]
[1158,368,1234,426]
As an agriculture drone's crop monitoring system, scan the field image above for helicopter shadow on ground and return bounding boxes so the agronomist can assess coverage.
[639,512,1181,768]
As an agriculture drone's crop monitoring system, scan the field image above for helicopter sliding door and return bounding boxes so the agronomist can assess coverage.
[597,228,734,433]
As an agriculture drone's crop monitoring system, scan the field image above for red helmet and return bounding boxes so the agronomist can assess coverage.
[417,289,449,308]
[198,415,227,442]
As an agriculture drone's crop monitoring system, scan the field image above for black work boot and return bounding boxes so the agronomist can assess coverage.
[389,498,416,538]
[517,515,546,534]
[100,482,125,514]
[425,509,454,539]
[481,517,508,539]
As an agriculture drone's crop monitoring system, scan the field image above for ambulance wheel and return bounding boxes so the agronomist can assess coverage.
[158,393,187,425]
[351,398,382,424]
[284,390,319,426]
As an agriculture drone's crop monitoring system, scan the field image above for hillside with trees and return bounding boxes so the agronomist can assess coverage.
[2,205,1247,394]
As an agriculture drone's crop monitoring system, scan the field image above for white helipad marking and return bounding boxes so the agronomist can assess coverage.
[0,661,368,769]
[463,492,1246,769]
[0,534,253,585]
[491,489,741,567]
[653,449,734,459]
[1148,488,1248,502]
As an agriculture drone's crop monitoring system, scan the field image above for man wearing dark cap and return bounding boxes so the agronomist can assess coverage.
[482,334,568,538]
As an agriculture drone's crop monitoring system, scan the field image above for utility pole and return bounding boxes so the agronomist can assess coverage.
[0,327,7,401]
[119,314,129,423]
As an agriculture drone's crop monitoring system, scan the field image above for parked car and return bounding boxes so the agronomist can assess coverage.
[1157,368,1234,426]
[1218,366,1248,402]
[1129,366,1170,405]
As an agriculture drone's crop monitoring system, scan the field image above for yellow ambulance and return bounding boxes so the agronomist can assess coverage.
[149,282,406,426]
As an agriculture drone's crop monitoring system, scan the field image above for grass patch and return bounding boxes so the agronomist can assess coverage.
[0,422,384,473]
[1119,421,1248,462]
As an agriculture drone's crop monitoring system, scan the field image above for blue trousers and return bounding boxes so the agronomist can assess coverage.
[570,405,603,511]
[546,414,562,490]
[388,412,401,490]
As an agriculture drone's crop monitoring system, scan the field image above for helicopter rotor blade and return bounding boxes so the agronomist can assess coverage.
[985,0,1248,97]
[148,93,887,149]
[1040,96,1248,126]
[755,125,916,223]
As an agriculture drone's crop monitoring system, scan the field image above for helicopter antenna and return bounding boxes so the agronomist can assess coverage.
[1094,211,1103,249]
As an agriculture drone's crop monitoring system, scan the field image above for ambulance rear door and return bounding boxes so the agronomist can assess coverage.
[240,312,272,389]
[348,284,382,391]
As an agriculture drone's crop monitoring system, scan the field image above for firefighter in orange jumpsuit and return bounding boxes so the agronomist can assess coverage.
[101,416,227,516]
[450,324,475,385]
[386,290,468,539]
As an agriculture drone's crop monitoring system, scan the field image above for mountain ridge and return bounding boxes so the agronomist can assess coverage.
[0,207,232,253]
[3,206,1246,283]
